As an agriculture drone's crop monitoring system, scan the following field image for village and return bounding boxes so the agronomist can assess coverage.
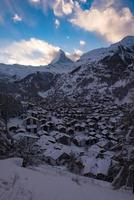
[1,93,129,183]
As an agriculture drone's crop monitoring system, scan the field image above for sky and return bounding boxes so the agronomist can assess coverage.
[0,0,134,66]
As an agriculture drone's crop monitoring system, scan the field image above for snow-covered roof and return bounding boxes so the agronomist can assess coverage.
[24,116,38,121]
[55,133,71,140]
[44,148,70,160]
[82,156,111,176]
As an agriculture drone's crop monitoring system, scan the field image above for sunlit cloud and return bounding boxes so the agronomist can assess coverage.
[70,0,134,43]
[52,0,74,16]
[30,0,75,16]
[67,49,83,61]
[0,38,60,66]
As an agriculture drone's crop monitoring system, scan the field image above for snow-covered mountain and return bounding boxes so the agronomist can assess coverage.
[78,36,134,64]
[43,35,134,105]
[0,50,74,80]
[0,36,134,104]
[51,49,73,65]
[44,49,74,73]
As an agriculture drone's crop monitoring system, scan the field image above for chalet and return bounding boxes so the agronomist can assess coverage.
[67,128,74,135]
[81,156,111,181]
[70,120,77,126]
[73,135,88,147]
[57,125,67,133]
[40,124,50,132]
[68,159,84,174]
[97,139,113,150]
[89,131,96,137]
[23,116,39,134]
[44,149,71,165]
[8,125,18,133]
[37,135,56,151]
[55,133,71,145]
[74,124,85,132]
[47,122,55,131]
[37,130,48,136]
[27,110,38,118]
[40,118,47,125]
[86,136,98,146]
[102,129,109,136]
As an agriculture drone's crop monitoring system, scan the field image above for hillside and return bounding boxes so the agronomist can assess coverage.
[0,158,133,200]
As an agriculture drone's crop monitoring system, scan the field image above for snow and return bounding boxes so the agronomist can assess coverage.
[44,148,69,160]
[79,36,134,64]
[79,47,112,63]
[82,155,111,176]
[37,135,56,149]
[38,90,51,98]
[0,158,133,200]
[112,80,128,88]
[113,36,134,48]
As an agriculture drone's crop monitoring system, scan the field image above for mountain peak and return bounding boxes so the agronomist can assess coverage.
[51,49,73,65]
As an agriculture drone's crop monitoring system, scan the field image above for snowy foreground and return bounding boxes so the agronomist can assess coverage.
[0,158,133,200]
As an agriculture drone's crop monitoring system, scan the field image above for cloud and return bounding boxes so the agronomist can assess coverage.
[0,38,60,66]
[30,0,75,16]
[52,0,74,16]
[29,0,40,3]
[67,49,83,61]
[70,0,134,43]
[80,40,86,45]
[12,14,22,22]
[55,19,60,28]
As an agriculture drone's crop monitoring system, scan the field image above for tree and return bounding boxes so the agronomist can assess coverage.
[0,93,22,135]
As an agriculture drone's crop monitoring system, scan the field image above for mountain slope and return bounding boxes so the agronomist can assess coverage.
[78,36,134,64]
[45,36,134,104]
[0,36,134,105]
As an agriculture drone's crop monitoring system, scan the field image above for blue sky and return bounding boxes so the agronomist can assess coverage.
[0,0,133,66]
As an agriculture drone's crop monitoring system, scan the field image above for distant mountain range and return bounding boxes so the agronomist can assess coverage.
[0,49,74,80]
[0,36,134,104]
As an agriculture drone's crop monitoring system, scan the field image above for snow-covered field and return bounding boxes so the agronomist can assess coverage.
[0,158,133,200]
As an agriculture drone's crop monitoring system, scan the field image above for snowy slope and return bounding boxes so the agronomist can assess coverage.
[78,36,134,64]
[0,158,133,200]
